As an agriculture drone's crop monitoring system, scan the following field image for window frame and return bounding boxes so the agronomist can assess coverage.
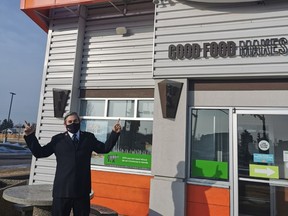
[80,97,154,175]
[187,107,233,188]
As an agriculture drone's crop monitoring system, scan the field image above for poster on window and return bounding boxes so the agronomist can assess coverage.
[104,152,151,169]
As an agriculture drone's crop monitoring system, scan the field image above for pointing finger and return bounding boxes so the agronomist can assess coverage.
[24,121,30,127]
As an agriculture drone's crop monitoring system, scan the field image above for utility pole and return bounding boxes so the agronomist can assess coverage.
[3,92,16,143]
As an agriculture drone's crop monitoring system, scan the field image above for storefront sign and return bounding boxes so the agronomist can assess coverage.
[168,37,288,60]
[250,164,279,179]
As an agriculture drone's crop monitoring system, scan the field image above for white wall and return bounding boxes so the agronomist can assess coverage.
[149,79,188,216]
[150,0,288,214]
[191,90,288,107]
[81,1,155,89]
[154,0,288,79]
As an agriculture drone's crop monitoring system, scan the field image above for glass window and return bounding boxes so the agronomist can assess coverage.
[108,100,134,117]
[137,100,154,118]
[190,109,229,181]
[119,120,152,153]
[237,114,288,180]
[80,100,105,117]
[81,119,111,143]
[80,99,153,171]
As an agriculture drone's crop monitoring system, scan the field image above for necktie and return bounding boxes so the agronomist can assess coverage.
[72,134,79,149]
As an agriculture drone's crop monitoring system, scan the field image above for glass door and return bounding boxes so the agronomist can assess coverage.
[234,110,288,216]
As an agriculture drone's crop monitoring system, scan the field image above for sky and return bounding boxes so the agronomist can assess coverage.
[0,1,46,125]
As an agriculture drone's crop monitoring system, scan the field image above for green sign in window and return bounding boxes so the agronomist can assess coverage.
[104,152,151,169]
[191,159,228,180]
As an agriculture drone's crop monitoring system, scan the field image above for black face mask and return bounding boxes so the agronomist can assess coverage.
[66,123,80,134]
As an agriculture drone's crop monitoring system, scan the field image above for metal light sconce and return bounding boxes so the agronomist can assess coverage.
[153,0,164,4]
[158,80,183,119]
[53,89,70,118]
[116,27,127,36]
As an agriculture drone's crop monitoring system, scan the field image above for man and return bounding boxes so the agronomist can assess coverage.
[24,112,121,216]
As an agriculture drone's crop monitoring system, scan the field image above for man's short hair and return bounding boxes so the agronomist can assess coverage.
[63,112,80,121]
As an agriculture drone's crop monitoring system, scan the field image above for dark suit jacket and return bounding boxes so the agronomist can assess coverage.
[24,130,119,198]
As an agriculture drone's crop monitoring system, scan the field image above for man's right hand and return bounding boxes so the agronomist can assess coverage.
[24,121,36,136]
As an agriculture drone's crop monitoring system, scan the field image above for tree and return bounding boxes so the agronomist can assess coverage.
[0,119,14,131]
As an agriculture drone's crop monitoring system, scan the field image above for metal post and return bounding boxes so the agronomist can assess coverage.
[3,92,16,143]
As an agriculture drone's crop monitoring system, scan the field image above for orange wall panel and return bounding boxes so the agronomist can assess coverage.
[92,197,149,216]
[92,183,150,203]
[187,185,230,216]
[90,170,152,216]
[187,202,230,216]
[91,170,150,188]
[187,184,230,205]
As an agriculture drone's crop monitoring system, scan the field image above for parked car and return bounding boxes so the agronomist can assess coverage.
[1,128,19,134]
[0,143,32,159]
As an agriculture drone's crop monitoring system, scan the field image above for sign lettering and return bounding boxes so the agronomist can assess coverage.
[168,37,288,60]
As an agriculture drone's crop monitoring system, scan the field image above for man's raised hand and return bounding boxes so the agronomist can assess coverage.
[24,121,36,136]
[113,118,122,133]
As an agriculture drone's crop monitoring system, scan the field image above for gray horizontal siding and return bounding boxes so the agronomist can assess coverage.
[154,0,288,78]
[30,7,83,185]
[30,2,155,185]
[81,1,155,89]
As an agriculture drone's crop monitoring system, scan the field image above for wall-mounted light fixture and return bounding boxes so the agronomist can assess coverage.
[116,26,127,36]
[158,80,183,119]
[153,0,165,4]
[53,88,70,118]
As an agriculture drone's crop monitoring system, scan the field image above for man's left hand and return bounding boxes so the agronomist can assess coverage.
[113,119,122,133]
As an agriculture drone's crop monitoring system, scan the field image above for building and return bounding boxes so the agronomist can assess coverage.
[21,0,288,215]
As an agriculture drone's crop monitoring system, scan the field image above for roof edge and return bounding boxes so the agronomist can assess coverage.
[20,0,110,32]
[21,8,49,32]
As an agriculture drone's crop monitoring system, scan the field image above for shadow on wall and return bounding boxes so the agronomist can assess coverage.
[148,210,162,216]
[149,161,187,216]
[172,161,185,216]
[149,162,214,215]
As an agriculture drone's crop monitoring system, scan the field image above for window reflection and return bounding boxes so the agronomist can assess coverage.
[137,100,154,118]
[80,100,105,116]
[81,119,152,170]
[108,100,134,117]
[238,114,288,180]
[119,120,152,154]
[80,98,153,170]
[190,109,229,180]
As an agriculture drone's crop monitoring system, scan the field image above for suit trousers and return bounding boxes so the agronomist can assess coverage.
[52,195,90,216]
